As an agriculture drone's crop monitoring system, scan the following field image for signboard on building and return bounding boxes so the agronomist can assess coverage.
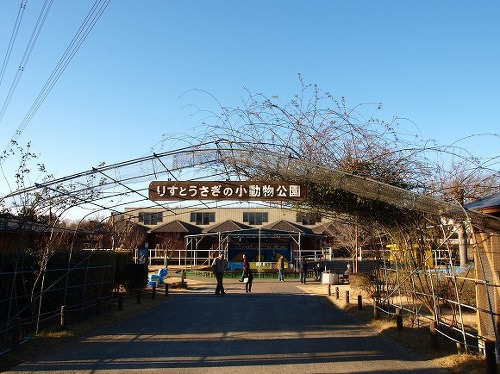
[149,181,307,201]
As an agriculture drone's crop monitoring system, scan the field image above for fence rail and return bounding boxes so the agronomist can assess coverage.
[0,251,118,354]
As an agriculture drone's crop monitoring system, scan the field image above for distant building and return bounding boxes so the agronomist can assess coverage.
[0,217,93,253]
[117,207,332,268]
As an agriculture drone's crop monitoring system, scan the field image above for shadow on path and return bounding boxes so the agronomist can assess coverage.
[6,280,448,374]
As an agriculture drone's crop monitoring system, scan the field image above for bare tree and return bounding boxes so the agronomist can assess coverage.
[1,142,104,333]
[179,79,500,339]
[156,232,184,265]
[110,214,147,251]
[429,160,500,267]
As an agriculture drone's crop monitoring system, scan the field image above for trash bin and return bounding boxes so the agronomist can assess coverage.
[321,272,339,285]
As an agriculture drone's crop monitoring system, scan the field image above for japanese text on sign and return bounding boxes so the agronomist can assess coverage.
[148,181,307,201]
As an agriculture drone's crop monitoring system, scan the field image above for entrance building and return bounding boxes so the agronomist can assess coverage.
[119,207,328,269]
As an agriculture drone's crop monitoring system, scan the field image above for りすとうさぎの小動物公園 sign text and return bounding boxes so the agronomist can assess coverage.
[148,181,307,201]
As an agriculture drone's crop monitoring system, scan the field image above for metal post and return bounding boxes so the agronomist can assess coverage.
[485,340,497,374]
[60,305,66,329]
[396,308,403,331]
[345,290,350,304]
[357,294,362,310]
[430,321,438,350]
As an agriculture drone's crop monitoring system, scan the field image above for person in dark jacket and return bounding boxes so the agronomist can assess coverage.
[299,257,308,284]
[212,252,226,295]
[243,259,253,292]
[314,262,322,281]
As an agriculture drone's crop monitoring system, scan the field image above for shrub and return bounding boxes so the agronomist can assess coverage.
[122,263,148,292]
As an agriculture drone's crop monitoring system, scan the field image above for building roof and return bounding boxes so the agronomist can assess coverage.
[205,220,251,233]
[465,192,500,210]
[264,220,314,234]
[150,220,202,234]
[464,192,500,216]
[185,226,323,239]
[311,221,338,235]
[0,217,92,234]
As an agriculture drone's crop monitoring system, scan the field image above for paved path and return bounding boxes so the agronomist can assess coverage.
[6,278,448,374]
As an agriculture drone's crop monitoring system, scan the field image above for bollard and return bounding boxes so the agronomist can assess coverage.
[336,287,339,300]
[118,294,123,310]
[373,299,379,319]
[181,269,186,287]
[328,284,331,296]
[357,294,362,310]
[345,290,350,304]
[484,340,496,374]
[60,305,67,329]
[152,286,156,300]
[165,283,169,296]
[430,321,439,350]
[137,291,142,305]
[396,308,403,331]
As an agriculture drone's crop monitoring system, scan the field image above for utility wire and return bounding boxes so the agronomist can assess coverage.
[1,0,110,158]
[0,0,53,127]
[0,0,28,88]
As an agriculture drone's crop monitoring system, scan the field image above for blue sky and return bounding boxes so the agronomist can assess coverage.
[0,0,499,195]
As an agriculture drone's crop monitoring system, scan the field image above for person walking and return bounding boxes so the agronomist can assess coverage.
[243,259,253,293]
[343,262,351,283]
[314,262,322,281]
[239,253,248,282]
[299,257,308,284]
[277,255,285,282]
[212,252,226,295]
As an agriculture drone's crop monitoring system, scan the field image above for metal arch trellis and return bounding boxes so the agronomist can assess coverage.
[2,139,500,232]
[1,139,500,352]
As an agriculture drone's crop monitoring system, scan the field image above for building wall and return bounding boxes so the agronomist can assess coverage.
[123,206,325,229]
[121,207,326,267]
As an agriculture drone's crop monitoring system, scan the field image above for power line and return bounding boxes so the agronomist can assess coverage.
[0,0,53,128]
[1,0,111,157]
[0,0,28,88]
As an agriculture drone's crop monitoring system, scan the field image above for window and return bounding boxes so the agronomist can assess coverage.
[190,212,215,225]
[243,212,269,225]
[139,212,163,225]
